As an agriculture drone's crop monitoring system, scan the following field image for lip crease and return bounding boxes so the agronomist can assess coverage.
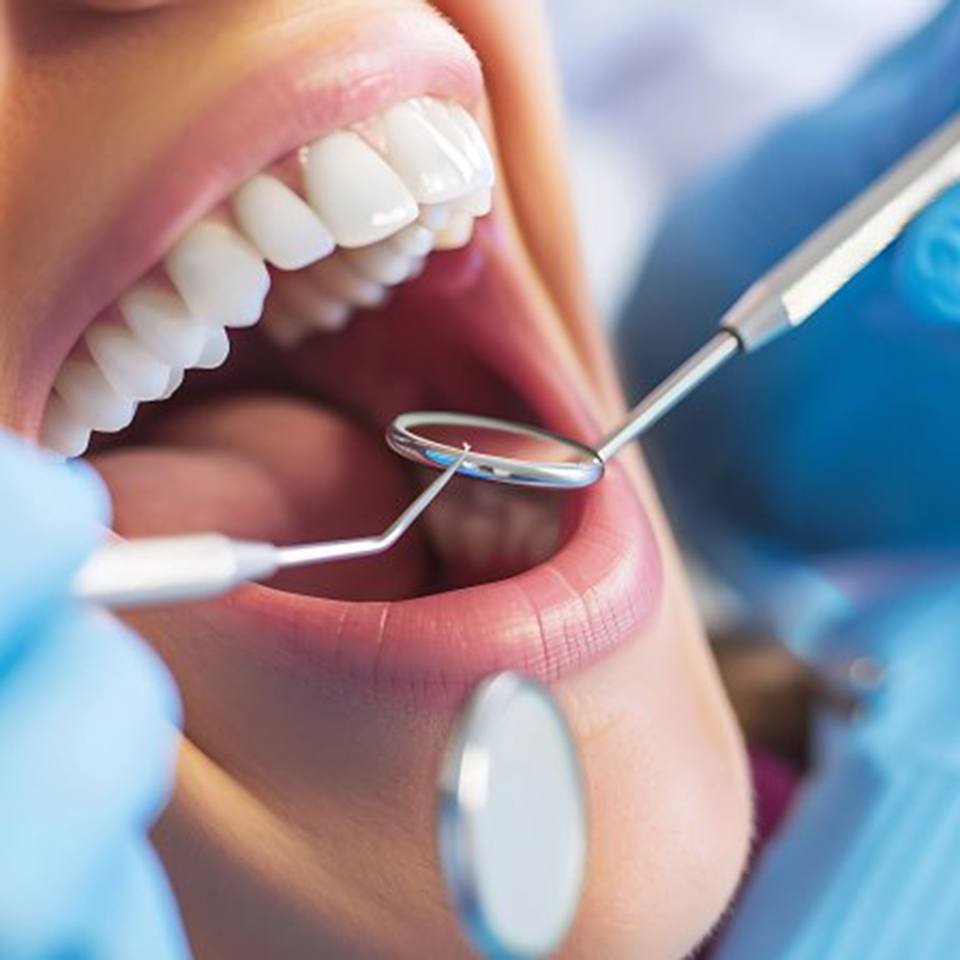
[165,223,664,698]
[16,6,482,438]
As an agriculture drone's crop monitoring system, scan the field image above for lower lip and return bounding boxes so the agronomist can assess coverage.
[227,461,661,696]
[169,227,664,699]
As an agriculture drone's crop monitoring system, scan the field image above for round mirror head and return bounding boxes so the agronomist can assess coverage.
[438,672,588,958]
[387,412,604,490]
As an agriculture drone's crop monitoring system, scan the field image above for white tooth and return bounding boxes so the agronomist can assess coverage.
[85,323,171,402]
[455,186,493,218]
[54,359,136,433]
[307,255,386,308]
[165,219,270,328]
[446,103,496,184]
[195,326,230,370]
[261,308,315,349]
[376,100,476,203]
[418,203,452,231]
[39,394,91,458]
[344,243,414,286]
[433,212,474,250]
[406,255,427,280]
[304,297,351,331]
[421,100,495,187]
[388,222,434,258]
[275,275,353,332]
[232,174,335,271]
[303,130,417,248]
[119,285,207,369]
[159,367,185,400]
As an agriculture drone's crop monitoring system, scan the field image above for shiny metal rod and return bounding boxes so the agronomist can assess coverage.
[74,449,468,610]
[723,112,960,351]
[596,331,739,462]
[275,449,467,568]
[599,112,960,460]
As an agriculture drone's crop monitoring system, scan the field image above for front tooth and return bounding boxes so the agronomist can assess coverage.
[376,100,475,204]
[165,219,270,328]
[303,130,418,248]
[421,100,494,187]
[231,174,335,271]
[119,285,207,369]
[85,323,171,402]
[388,222,434,258]
[344,242,415,286]
[39,393,91,458]
[195,326,230,370]
[307,255,386,308]
[433,212,474,251]
[54,359,136,432]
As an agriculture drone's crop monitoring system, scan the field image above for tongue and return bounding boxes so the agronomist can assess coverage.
[90,393,431,601]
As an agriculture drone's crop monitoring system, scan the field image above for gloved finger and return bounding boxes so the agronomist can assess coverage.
[78,837,189,960]
[0,432,110,658]
[893,183,960,325]
[0,608,180,952]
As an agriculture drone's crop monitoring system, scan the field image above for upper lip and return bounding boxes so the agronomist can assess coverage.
[17,6,663,694]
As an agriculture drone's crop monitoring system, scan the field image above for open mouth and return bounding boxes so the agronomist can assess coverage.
[27,17,662,693]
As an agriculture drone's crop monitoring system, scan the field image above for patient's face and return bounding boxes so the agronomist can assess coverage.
[0,2,751,956]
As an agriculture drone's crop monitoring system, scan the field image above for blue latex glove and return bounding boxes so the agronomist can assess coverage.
[0,432,186,959]
[716,574,960,959]
[618,0,960,563]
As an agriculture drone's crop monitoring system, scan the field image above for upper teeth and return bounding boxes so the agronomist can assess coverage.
[40,97,494,458]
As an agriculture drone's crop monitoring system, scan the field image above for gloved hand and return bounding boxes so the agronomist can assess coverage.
[618,0,960,562]
[0,432,186,959]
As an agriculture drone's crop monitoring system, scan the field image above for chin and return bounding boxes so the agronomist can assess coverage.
[1,1,751,955]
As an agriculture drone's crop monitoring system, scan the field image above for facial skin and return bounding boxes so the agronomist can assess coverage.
[1,2,751,957]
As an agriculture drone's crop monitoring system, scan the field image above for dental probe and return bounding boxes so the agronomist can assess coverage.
[596,109,960,462]
[72,449,468,611]
[388,111,960,489]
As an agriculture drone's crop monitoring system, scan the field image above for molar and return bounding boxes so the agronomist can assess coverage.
[344,241,422,286]
[433,212,475,250]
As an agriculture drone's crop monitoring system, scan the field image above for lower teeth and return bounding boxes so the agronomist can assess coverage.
[426,481,563,583]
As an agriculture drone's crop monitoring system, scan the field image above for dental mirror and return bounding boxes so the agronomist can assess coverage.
[438,671,588,959]
[389,411,604,490]
[386,333,738,490]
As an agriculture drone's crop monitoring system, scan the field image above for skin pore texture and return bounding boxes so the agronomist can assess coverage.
[1,2,751,957]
